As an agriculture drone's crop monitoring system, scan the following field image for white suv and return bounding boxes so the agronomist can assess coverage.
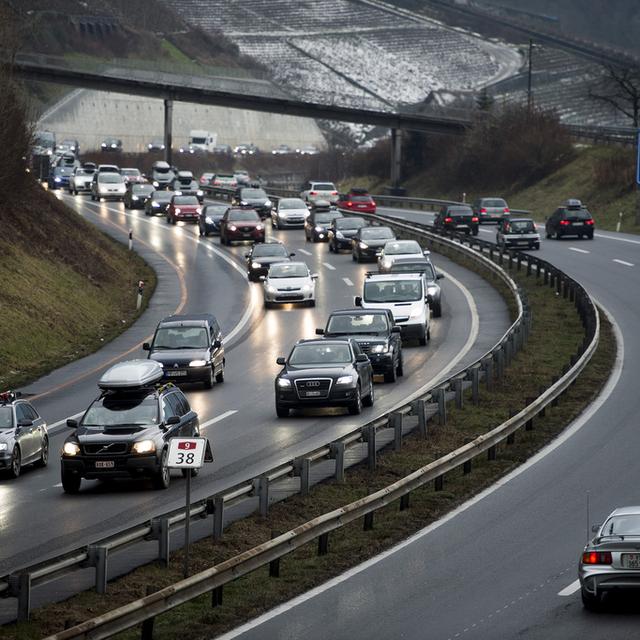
[355,273,430,346]
[300,181,339,205]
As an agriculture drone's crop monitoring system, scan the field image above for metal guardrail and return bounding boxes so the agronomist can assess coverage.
[41,215,599,640]
[3,191,597,632]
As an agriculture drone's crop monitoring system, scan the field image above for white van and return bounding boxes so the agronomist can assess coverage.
[355,272,431,346]
[182,130,217,153]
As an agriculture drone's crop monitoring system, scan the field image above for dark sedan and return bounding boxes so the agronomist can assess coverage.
[328,217,368,252]
[232,187,272,218]
[48,165,73,189]
[246,241,294,281]
[199,204,228,236]
[352,225,396,262]
[545,199,595,240]
[125,183,154,210]
[304,209,343,242]
[274,339,374,417]
[145,190,174,216]
[0,392,49,478]
[434,205,479,236]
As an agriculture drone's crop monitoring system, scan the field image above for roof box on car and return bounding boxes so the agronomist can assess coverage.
[98,360,163,390]
[565,198,583,210]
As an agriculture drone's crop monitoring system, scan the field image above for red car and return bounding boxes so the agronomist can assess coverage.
[166,195,201,225]
[338,188,376,214]
[219,207,265,245]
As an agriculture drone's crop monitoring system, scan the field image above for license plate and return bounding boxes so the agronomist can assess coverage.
[573,222,584,226]
[305,391,321,397]
[241,233,252,238]
[166,370,187,377]
[622,553,640,568]
[95,460,114,469]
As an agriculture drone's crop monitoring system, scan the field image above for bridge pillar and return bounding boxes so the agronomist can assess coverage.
[163,98,173,166]
[389,128,403,195]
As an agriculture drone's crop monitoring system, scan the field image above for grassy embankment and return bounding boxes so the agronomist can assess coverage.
[0,184,156,390]
[3,259,616,640]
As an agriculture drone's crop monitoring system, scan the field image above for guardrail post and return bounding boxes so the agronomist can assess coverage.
[569,283,575,302]
[156,517,170,566]
[483,356,494,391]
[211,586,224,608]
[415,398,429,438]
[504,338,512,367]
[12,573,31,622]
[543,266,549,285]
[496,348,505,380]
[299,458,312,495]
[88,545,109,594]
[526,258,532,277]
[507,252,514,270]
[364,425,376,470]
[400,493,410,511]
[556,275,562,295]
[487,445,497,461]
[255,476,269,517]
[363,511,374,531]
[318,532,329,556]
[436,388,447,425]
[463,458,472,475]
[330,442,346,482]
[434,474,444,491]
[516,254,522,271]
[141,586,155,640]
[269,531,281,577]
[489,246,494,262]
[471,366,480,405]
[454,377,464,409]
[391,412,403,450]
[213,496,224,540]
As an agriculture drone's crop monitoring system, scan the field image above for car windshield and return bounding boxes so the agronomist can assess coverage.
[204,205,227,217]
[314,212,341,223]
[601,515,640,536]
[82,395,158,427]
[99,174,123,184]
[173,196,199,205]
[384,241,421,255]
[0,407,13,429]
[269,263,308,278]
[508,220,535,233]
[279,199,306,210]
[133,185,154,194]
[289,343,351,365]
[313,183,335,191]
[483,199,507,208]
[229,210,259,221]
[152,192,172,202]
[153,326,208,349]
[327,313,388,334]
[364,280,422,302]
[242,189,267,199]
[361,227,394,240]
[253,244,288,257]
[390,262,435,279]
[336,218,366,230]
[566,209,592,220]
[191,137,206,144]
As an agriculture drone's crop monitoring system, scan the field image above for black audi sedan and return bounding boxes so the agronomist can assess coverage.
[274,339,374,417]
[246,241,294,281]
[124,183,154,210]
[60,360,199,493]
[143,314,225,388]
[328,216,368,252]
[145,190,174,216]
[351,225,396,262]
[317,309,403,383]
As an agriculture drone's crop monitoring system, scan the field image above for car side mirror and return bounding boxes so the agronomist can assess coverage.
[311,273,319,279]
[391,326,401,334]
[436,273,444,280]
[66,418,78,429]
[354,296,362,307]
[166,415,180,426]
[142,342,151,351]
[17,419,33,428]
[276,356,286,366]
[289,252,296,257]
[591,523,601,533]
[213,339,222,349]
[315,328,325,335]
[244,253,250,258]
[356,354,369,363]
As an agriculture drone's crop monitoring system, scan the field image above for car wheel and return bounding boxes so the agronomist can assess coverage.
[363,379,374,407]
[581,587,602,611]
[348,386,362,415]
[396,352,404,377]
[35,437,49,468]
[61,470,81,494]
[153,448,170,490]
[588,233,594,240]
[433,302,442,318]
[276,402,290,418]
[7,446,21,478]
[535,243,540,250]
[264,300,272,309]
[307,299,316,308]
[204,366,214,389]
[384,363,397,383]
[556,231,562,240]
[419,326,428,346]
[215,365,225,384]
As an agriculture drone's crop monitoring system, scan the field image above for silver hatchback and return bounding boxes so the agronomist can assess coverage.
[579,506,640,610]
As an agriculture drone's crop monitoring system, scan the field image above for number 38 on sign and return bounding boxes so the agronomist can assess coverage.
[167,437,209,469]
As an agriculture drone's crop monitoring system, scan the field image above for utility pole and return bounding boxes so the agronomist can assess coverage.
[527,39,534,114]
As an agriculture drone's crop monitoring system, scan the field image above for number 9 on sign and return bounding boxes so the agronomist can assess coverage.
[167,437,208,469]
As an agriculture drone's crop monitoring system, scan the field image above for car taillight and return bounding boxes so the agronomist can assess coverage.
[371,200,376,207]
[310,191,317,195]
[504,208,510,213]
[582,551,612,565]
[480,208,487,213]
[471,216,479,223]
[586,219,594,225]
[347,201,353,207]
[444,217,453,223]
[560,220,570,226]
[331,191,338,195]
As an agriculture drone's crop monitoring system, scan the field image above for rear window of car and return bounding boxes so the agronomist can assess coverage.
[482,199,507,208]
[350,196,372,202]
[312,183,336,191]
[565,209,592,220]
[448,207,473,215]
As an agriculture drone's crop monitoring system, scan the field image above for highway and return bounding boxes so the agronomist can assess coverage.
[0,194,510,591]
[221,208,640,639]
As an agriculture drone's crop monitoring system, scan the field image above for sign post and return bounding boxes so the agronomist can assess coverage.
[167,437,213,578]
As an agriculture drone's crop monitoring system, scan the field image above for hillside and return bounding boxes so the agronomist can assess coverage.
[0,183,156,389]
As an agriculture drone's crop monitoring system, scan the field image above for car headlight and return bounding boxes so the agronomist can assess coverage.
[241,200,248,206]
[132,440,156,454]
[277,378,292,388]
[266,284,277,294]
[229,225,237,231]
[197,190,204,197]
[256,224,264,231]
[101,144,107,148]
[0,443,7,451]
[148,144,153,149]
[427,286,438,296]
[252,261,262,269]
[381,258,392,269]
[315,226,324,232]
[189,359,208,367]
[265,200,272,207]
[371,344,389,354]
[336,231,344,239]
[359,242,369,249]
[205,216,214,224]
[196,207,202,214]
[302,283,312,292]
[153,181,159,187]
[63,442,80,456]
[175,208,181,214]
[54,177,61,182]
[336,375,354,385]
[152,202,160,208]
[132,195,138,200]
[111,143,117,148]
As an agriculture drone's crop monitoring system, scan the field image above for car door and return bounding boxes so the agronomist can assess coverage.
[25,404,46,457]
[210,320,224,374]
[169,392,198,437]
[161,394,181,442]
[14,404,37,460]
[351,342,371,391]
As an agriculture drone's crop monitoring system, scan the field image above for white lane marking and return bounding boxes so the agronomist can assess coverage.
[558,580,581,597]
[569,247,590,254]
[342,277,354,286]
[597,233,640,245]
[613,259,634,267]
[298,248,312,256]
[49,412,83,434]
[323,262,336,271]
[217,303,624,639]
[199,410,237,430]
[52,483,62,488]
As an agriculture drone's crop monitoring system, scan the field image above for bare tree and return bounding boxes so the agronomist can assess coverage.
[588,65,640,127]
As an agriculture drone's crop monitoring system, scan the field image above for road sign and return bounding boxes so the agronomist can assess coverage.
[167,437,207,469]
